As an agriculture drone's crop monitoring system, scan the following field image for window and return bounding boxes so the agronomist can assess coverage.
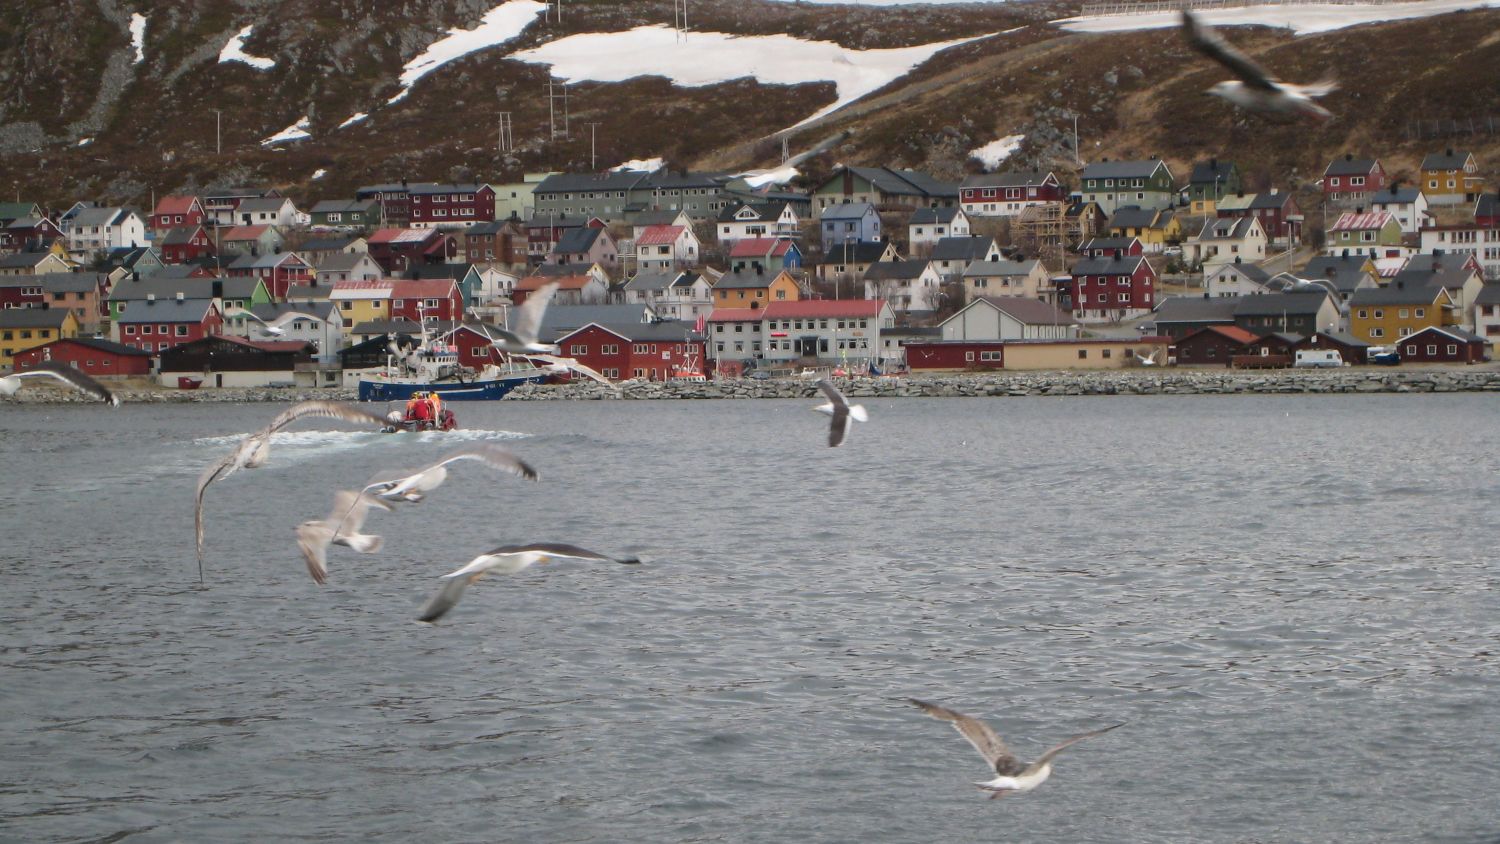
[1371,328,1384,338]
[965,351,975,362]
[124,325,136,335]
[1427,344,1438,355]
[1077,350,1087,359]
[1399,309,1409,318]
[1357,309,1367,319]
[569,344,588,355]
[1415,308,1425,318]
[1373,310,1384,319]
[176,325,188,336]
[979,351,1001,362]
[1447,344,1458,354]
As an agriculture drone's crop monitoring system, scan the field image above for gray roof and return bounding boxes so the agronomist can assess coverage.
[1420,150,1471,170]
[630,209,686,227]
[1081,159,1171,180]
[1214,263,1273,284]
[836,166,958,199]
[350,319,423,335]
[1110,205,1164,229]
[219,277,265,299]
[1369,186,1423,205]
[406,183,489,195]
[534,171,649,194]
[0,252,61,269]
[973,295,1077,325]
[1325,156,1379,177]
[310,199,376,214]
[40,273,104,294]
[929,236,993,262]
[1189,160,1236,184]
[563,319,700,343]
[299,237,363,252]
[110,276,214,301]
[236,197,291,214]
[1407,324,1486,343]
[317,252,376,274]
[1196,217,1258,241]
[717,201,788,224]
[714,268,787,289]
[908,206,962,226]
[104,246,161,269]
[0,307,73,328]
[1248,192,1293,210]
[251,301,337,321]
[114,298,215,324]
[823,241,892,264]
[1476,194,1499,218]
[1071,255,1148,275]
[1473,284,1500,305]
[1152,295,1238,323]
[538,304,657,340]
[819,202,876,221]
[623,270,678,292]
[160,227,204,245]
[863,259,931,282]
[554,226,603,254]
[52,336,153,356]
[1391,253,1479,291]
[463,220,508,236]
[963,259,1042,278]
[1232,291,1331,317]
[1315,331,1370,348]
[1079,236,1139,254]
[959,170,1055,189]
[66,206,132,227]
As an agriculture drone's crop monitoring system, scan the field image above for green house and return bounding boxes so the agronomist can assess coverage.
[308,199,380,229]
[1187,159,1241,213]
[1078,159,1175,214]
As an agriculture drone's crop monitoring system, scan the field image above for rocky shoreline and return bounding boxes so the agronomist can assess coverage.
[8,367,1500,405]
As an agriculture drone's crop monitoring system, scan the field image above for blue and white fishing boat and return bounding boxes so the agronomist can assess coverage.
[357,328,548,402]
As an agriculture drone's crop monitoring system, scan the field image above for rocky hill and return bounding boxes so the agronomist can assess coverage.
[2,0,1499,209]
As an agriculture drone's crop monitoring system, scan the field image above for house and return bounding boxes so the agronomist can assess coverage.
[114,297,223,352]
[202,187,281,226]
[514,272,608,307]
[548,225,618,269]
[157,335,315,388]
[461,219,528,265]
[531,169,737,222]
[939,295,1077,341]
[1472,284,1500,353]
[345,319,424,346]
[1417,223,1500,280]
[1217,191,1304,247]
[108,275,222,325]
[159,226,215,265]
[1300,254,1380,303]
[226,252,313,299]
[60,207,146,259]
[1077,159,1175,214]
[927,236,999,281]
[1150,296,1239,340]
[493,172,555,221]
[1184,217,1267,271]
[1367,186,1430,235]
[0,201,43,226]
[149,195,205,231]
[355,183,417,226]
[1232,290,1340,337]
[234,196,300,228]
[863,259,943,315]
[526,214,605,262]
[416,263,516,310]
[1064,253,1156,321]
[1107,206,1181,253]
[366,228,456,274]
[757,299,893,365]
[628,209,693,238]
[712,268,800,310]
[537,304,659,342]
[1062,200,1109,242]
[296,236,369,268]
[811,166,958,219]
[1348,282,1456,344]
[728,237,802,275]
[1205,262,1275,298]
[1476,192,1500,228]
[308,199,381,230]
[1187,159,1240,214]
[816,240,899,289]
[1325,211,1405,259]
[0,251,72,276]
[635,225,701,272]
[1078,236,1144,259]
[1396,324,1489,363]
[1391,252,1485,327]
[39,273,109,333]
[1171,324,1258,366]
[1420,149,1484,206]
[0,275,46,309]
[907,207,971,256]
[962,259,1050,300]
[1322,155,1387,207]
[919,337,1169,371]
[313,252,383,286]
[959,170,1065,217]
[0,308,80,368]
[329,279,396,329]
[717,201,799,245]
[407,183,497,228]
[1245,331,1303,358]
[622,270,715,321]
[554,321,706,381]
[1294,331,1371,365]
[819,202,880,246]
[1,217,66,254]
[12,337,153,377]
[216,225,285,259]
[390,278,464,324]
[102,246,165,282]
[222,301,343,360]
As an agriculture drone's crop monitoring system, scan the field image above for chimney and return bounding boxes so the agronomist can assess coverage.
[1432,258,1441,272]
[212,280,223,299]
[131,271,140,283]
[1325,267,1335,279]
[1446,147,1454,157]
[1396,280,1404,290]
[1210,157,1218,169]
[175,291,184,301]
[1345,153,1354,162]
[146,293,155,301]
[1113,249,1122,261]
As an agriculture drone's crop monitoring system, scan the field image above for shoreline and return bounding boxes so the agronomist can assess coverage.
[7,367,1500,404]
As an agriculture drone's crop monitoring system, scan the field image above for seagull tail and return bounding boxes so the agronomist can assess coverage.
[346,533,383,554]
[849,404,869,423]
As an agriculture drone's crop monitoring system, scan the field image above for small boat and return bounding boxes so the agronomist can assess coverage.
[177,376,203,390]
[381,391,457,433]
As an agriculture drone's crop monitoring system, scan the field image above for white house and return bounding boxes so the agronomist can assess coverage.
[1185,217,1267,272]
[939,295,1078,341]
[233,196,301,228]
[1419,224,1500,280]
[61,207,146,258]
[1367,186,1431,235]
[716,201,800,245]
[863,259,944,315]
[907,207,971,256]
[757,299,894,364]
[223,301,344,362]
[962,258,1050,301]
[622,269,715,321]
[959,170,1064,217]
[635,224,701,272]
[313,252,383,286]
[1205,261,1275,297]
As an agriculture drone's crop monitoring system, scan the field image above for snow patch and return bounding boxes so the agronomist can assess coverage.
[509,25,994,130]
[77,137,94,147]
[337,112,369,130]
[1056,0,1500,35]
[970,134,1024,168]
[219,24,276,70]
[312,169,328,180]
[129,14,147,65]
[740,165,801,189]
[261,116,311,146]
[387,1,547,105]
[611,157,666,173]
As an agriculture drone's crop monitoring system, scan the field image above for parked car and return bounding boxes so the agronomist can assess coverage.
[1294,349,1345,368]
[1370,350,1401,366]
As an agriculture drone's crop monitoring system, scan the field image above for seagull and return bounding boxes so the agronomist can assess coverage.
[812,378,868,448]
[1135,349,1159,366]
[523,353,617,388]
[488,282,561,355]
[906,699,1121,799]
[295,490,393,585]
[1182,10,1336,122]
[195,401,388,581]
[417,543,641,623]
[355,444,539,506]
[222,306,326,338]
[0,361,120,406]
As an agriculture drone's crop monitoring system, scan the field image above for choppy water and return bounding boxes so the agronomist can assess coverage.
[1,395,1497,843]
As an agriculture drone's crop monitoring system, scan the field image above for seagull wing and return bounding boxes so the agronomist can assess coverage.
[486,542,639,564]
[525,354,615,387]
[417,574,480,623]
[295,521,335,585]
[16,362,120,406]
[1024,723,1123,775]
[263,310,326,330]
[907,699,1023,775]
[261,400,388,436]
[1181,10,1278,92]
[193,452,239,578]
[222,306,267,325]
[414,444,540,483]
[828,407,852,448]
[512,282,559,344]
[815,378,850,410]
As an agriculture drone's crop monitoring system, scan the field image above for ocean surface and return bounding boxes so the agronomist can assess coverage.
[1,394,1497,843]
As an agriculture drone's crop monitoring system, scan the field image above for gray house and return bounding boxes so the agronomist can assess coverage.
[819,202,880,247]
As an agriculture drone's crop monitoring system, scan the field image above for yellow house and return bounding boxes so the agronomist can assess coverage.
[1347,283,1456,344]
[1001,337,1170,370]
[329,279,394,329]
[1420,150,1484,206]
[712,268,799,310]
[0,308,80,368]
[1108,206,1182,253]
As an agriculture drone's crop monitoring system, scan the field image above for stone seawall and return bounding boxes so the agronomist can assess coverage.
[8,369,1500,404]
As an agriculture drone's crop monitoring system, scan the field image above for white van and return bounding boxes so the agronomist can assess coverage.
[1294,349,1345,368]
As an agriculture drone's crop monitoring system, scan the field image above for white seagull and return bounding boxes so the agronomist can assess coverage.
[417,542,641,622]
[355,444,539,507]
[195,401,388,581]
[1182,10,1336,122]
[295,490,393,585]
[1135,349,1159,367]
[0,361,120,406]
[523,353,617,389]
[222,306,326,338]
[907,699,1122,799]
[489,281,561,355]
[812,379,868,448]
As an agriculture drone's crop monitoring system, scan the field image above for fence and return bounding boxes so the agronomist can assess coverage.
[1079,0,1412,17]
[1401,117,1500,141]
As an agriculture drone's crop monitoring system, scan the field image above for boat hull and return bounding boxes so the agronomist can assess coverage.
[357,374,545,402]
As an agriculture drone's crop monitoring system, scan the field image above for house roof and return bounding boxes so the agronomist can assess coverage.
[250,301,338,322]
[534,171,650,194]
[516,273,594,292]
[66,206,131,227]
[406,182,490,195]
[554,226,604,254]
[1079,236,1140,254]
[160,226,205,246]
[310,199,376,215]
[1248,192,1292,210]
[220,225,271,241]
[623,270,679,292]
[908,206,962,226]
[1420,150,1472,170]
[637,225,685,247]
[1324,156,1379,177]
[631,209,688,227]
[1153,295,1238,323]
[299,236,362,252]
[1391,253,1479,291]
[714,268,789,289]
[717,201,788,224]
[707,308,765,323]
[1473,284,1500,305]
[1349,283,1448,306]
[964,259,1042,278]
[44,336,153,356]
[539,304,658,338]
[1310,331,1370,348]
[178,334,311,353]
[1330,211,1395,232]
[114,298,216,324]
[1183,324,1259,344]
[236,197,291,214]
[39,273,104,294]
[0,308,73,328]
[152,196,200,216]
[819,202,876,220]
[1081,159,1170,180]
[959,170,1055,189]
[367,228,433,245]
[972,295,1077,325]
[104,246,160,269]
[1220,193,1257,212]
[929,236,993,262]
[1189,160,1236,184]
[407,264,476,281]
[863,259,931,282]
[391,278,458,299]
[349,319,424,335]
[1403,324,1486,343]
[1071,255,1148,275]
[825,241,894,264]
[834,166,958,199]
[1110,206,1166,230]
[1196,217,1259,241]
[329,279,396,300]
[1213,263,1273,284]
[1369,186,1423,205]
[0,252,63,269]
[728,237,796,259]
[1232,291,1331,317]
[316,252,375,274]
[763,299,886,319]
[0,201,40,220]
[1476,193,1500,218]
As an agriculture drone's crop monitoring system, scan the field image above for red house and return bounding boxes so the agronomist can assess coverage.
[0,276,46,309]
[905,341,1005,371]
[408,183,497,228]
[150,196,205,231]
[1078,236,1143,259]
[159,226,216,264]
[1398,325,1489,363]
[462,219,527,264]
[1065,252,1156,319]
[390,278,464,323]
[226,252,313,299]
[366,228,456,274]
[1,216,64,253]
[14,337,153,376]
[441,323,506,371]
[1170,324,1257,366]
[1475,193,1500,228]
[554,321,706,381]
[1322,155,1387,206]
[959,170,1065,216]
[115,297,223,352]
[526,215,606,263]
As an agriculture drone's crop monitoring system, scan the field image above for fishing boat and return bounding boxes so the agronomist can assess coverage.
[357,327,549,402]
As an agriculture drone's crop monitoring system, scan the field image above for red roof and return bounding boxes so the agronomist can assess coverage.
[707,308,765,323]
[153,195,200,216]
[636,225,685,246]
[1330,211,1394,232]
[367,228,433,245]
[1196,325,1259,344]
[391,278,458,298]
[515,273,592,291]
[214,335,313,353]
[728,237,794,258]
[220,225,269,241]
[764,300,885,319]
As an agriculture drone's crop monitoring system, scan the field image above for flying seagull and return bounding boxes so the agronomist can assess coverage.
[1135,349,1159,366]
[906,699,1121,798]
[812,378,868,448]
[417,542,641,622]
[222,306,327,338]
[195,401,388,581]
[295,490,393,585]
[0,361,120,406]
[489,282,560,355]
[1181,10,1336,121]
[355,443,539,507]
[523,353,618,389]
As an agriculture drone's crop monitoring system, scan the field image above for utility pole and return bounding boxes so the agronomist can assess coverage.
[548,0,565,23]
[498,111,513,154]
[547,80,570,140]
[586,122,601,170]
[212,108,223,154]
[1072,114,1080,165]
[674,0,689,37]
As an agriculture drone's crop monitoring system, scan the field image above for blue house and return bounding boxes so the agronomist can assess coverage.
[820,202,881,247]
